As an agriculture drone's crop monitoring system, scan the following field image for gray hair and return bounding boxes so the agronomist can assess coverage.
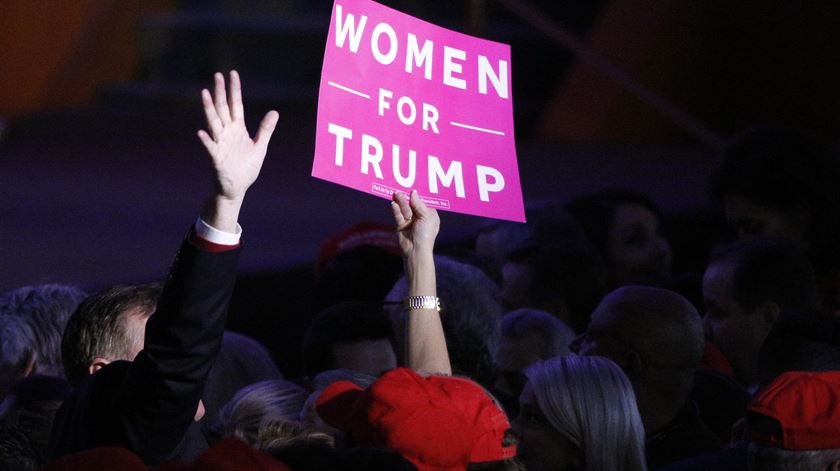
[497,308,576,362]
[0,285,86,377]
[0,316,37,399]
[748,443,840,470]
[526,355,648,471]
[212,379,309,447]
[385,256,502,383]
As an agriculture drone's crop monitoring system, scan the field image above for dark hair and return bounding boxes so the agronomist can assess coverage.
[710,126,840,276]
[758,309,840,387]
[564,188,664,257]
[269,442,417,471]
[709,237,817,313]
[0,284,87,377]
[61,283,161,385]
[302,302,394,378]
[505,246,605,333]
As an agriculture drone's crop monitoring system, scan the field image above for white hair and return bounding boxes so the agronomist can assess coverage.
[526,355,648,471]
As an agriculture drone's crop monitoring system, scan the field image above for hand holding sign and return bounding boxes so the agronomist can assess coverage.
[313,0,525,222]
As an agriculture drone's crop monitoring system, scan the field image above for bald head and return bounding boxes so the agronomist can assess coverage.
[589,286,705,366]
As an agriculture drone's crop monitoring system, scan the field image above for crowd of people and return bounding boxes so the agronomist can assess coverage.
[1,71,840,471]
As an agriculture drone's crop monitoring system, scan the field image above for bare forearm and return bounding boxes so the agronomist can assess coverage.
[405,247,452,375]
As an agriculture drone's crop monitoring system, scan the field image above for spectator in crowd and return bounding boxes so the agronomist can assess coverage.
[0,285,87,373]
[515,354,647,471]
[746,371,840,470]
[210,379,331,451]
[702,237,818,390]
[757,308,840,388]
[478,205,605,332]
[301,302,396,380]
[203,332,283,429]
[710,126,840,314]
[317,191,521,471]
[565,189,673,289]
[314,222,403,310]
[48,70,279,464]
[493,308,576,414]
[574,286,721,468]
[60,283,161,386]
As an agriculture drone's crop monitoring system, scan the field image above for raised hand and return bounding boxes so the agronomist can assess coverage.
[197,71,278,232]
[198,71,278,202]
[391,190,440,258]
[391,190,450,375]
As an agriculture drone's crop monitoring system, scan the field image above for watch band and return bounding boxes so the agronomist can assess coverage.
[404,295,441,312]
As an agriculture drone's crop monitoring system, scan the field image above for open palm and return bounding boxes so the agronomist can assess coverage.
[197,71,278,202]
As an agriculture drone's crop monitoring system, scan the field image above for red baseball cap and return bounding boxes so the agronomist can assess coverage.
[316,368,516,471]
[748,371,840,450]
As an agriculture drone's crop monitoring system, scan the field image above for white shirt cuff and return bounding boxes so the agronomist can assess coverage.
[194,217,242,245]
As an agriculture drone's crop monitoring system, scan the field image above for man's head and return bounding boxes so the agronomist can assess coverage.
[302,302,396,379]
[0,284,87,379]
[494,309,576,398]
[574,286,705,428]
[747,371,840,470]
[702,238,817,387]
[61,283,161,385]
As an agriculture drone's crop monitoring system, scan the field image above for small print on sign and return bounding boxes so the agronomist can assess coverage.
[312,0,525,222]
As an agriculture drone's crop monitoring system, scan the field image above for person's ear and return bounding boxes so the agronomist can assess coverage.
[88,358,111,375]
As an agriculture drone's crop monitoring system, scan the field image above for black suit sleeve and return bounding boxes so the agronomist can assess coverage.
[113,235,241,463]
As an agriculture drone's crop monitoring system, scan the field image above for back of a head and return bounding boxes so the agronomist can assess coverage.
[588,286,705,401]
[385,256,502,383]
[60,283,161,385]
[302,302,395,379]
[709,237,818,313]
[498,309,576,360]
[758,309,840,388]
[0,285,87,378]
[212,379,310,448]
[526,355,647,471]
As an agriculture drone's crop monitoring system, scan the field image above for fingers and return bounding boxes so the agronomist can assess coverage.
[255,110,280,153]
[213,72,232,124]
[392,191,413,231]
[409,189,431,219]
[196,129,215,153]
[201,89,223,137]
[229,70,244,121]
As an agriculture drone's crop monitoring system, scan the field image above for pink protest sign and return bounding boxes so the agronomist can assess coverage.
[312,0,525,222]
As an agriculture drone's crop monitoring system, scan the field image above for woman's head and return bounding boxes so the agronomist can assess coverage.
[514,355,647,471]
[710,127,840,276]
[565,190,671,288]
